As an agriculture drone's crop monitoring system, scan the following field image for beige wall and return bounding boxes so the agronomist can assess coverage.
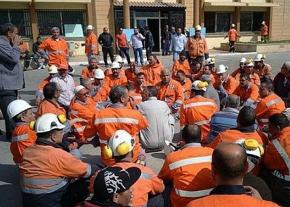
[182,0,194,28]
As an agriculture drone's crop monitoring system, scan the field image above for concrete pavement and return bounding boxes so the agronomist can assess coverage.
[0,51,290,207]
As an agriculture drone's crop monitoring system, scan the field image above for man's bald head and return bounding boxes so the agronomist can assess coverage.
[182,124,201,143]
[212,143,247,181]
[161,69,171,84]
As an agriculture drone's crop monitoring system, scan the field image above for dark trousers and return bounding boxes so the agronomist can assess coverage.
[134,47,144,65]
[0,90,17,140]
[119,47,131,64]
[162,41,170,55]
[229,41,236,53]
[146,46,153,59]
[102,47,114,66]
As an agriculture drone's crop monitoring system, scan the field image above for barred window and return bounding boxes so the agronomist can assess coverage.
[204,12,232,33]
[0,9,31,37]
[240,12,265,32]
[37,10,86,35]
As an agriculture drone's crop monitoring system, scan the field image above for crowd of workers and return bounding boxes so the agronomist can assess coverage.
[0,21,289,207]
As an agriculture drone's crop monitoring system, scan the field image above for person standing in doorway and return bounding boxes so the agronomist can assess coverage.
[260,21,269,43]
[0,23,24,140]
[98,27,114,67]
[225,24,239,53]
[115,28,131,65]
[161,25,170,56]
[144,26,155,59]
[130,28,145,66]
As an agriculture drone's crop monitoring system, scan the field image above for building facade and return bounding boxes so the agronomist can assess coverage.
[0,0,289,53]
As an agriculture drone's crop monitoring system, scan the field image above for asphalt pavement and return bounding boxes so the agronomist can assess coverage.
[0,51,289,207]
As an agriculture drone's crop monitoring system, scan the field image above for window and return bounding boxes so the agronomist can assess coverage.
[0,9,31,37]
[240,12,265,31]
[204,12,232,33]
[37,10,86,35]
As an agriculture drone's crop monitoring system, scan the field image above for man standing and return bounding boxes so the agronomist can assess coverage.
[39,27,68,67]
[98,27,114,67]
[115,28,131,64]
[144,26,155,59]
[260,21,269,43]
[131,28,145,65]
[161,25,170,56]
[0,23,24,140]
[225,24,239,53]
[171,28,187,62]
[84,25,98,61]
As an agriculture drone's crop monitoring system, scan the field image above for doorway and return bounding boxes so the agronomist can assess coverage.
[147,19,160,52]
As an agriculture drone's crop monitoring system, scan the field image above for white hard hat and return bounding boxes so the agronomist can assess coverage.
[240,57,247,63]
[192,80,208,92]
[217,64,228,74]
[114,55,124,63]
[74,85,85,94]
[254,53,265,62]
[108,130,135,156]
[87,25,94,30]
[48,65,58,74]
[205,57,215,65]
[261,21,265,25]
[111,62,121,69]
[231,24,235,27]
[246,62,254,67]
[7,99,33,119]
[94,69,105,79]
[35,113,65,133]
[195,25,201,31]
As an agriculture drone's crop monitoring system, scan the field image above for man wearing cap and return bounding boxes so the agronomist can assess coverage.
[80,57,99,85]
[171,28,187,62]
[172,51,191,79]
[35,65,58,106]
[69,85,97,141]
[231,57,247,82]
[187,25,209,64]
[84,25,98,61]
[244,60,261,86]
[38,27,68,67]
[93,69,110,104]
[50,63,75,109]
[225,24,239,53]
[104,62,128,90]
[116,28,131,65]
[180,80,218,142]
[98,27,114,67]
[260,21,268,43]
[273,62,290,101]
[215,64,238,96]
[254,54,272,79]
[19,113,97,207]
[80,166,141,207]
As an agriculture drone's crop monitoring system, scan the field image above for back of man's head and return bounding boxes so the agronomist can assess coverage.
[237,106,256,127]
[43,82,58,100]
[212,143,247,182]
[109,86,127,104]
[226,95,240,109]
[269,113,289,130]
[182,124,201,144]
[147,86,158,97]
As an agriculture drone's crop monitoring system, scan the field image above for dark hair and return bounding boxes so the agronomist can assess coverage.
[43,82,58,100]
[0,23,17,36]
[226,95,240,109]
[109,86,127,104]
[179,50,187,57]
[176,70,186,76]
[237,106,256,127]
[240,72,250,80]
[261,78,274,91]
[137,72,145,77]
[269,113,289,130]
[192,89,205,96]
[146,86,158,97]
[126,83,135,91]
[182,124,201,143]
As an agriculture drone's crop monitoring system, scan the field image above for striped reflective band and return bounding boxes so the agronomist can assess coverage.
[272,139,290,181]
[21,177,68,194]
[140,172,152,180]
[84,164,92,178]
[74,126,86,133]
[266,98,283,107]
[195,120,210,125]
[94,117,139,125]
[184,102,215,109]
[132,96,142,100]
[259,118,269,123]
[11,134,28,142]
[47,50,65,55]
[175,188,213,198]
[99,139,108,144]
[169,156,212,170]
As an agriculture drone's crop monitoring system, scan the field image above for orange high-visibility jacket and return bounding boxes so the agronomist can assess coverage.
[233,83,259,103]
[85,32,98,55]
[140,63,164,86]
[104,74,128,89]
[10,123,37,164]
[37,76,51,92]
[180,78,192,100]
[93,84,110,103]
[180,96,218,141]
[104,68,125,77]
[172,60,191,78]
[216,75,238,95]
[39,37,68,66]
[159,143,215,207]
[261,25,269,36]
[228,29,238,42]
[69,97,97,140]
[263,126,290,178]
[128,90,142,109]
[157,79,184,108]
[83,106,148,166]
[255,63,272,78]
[19,144,91,195]
[81,67,95,80]
[235,72,261,86]
[36,99,66,118]
[125,69,137,83]
[208,129,266,149]
[187,37,209,58]
[256,93,285,125]
[114,162,164,207]
[185,194,279,207]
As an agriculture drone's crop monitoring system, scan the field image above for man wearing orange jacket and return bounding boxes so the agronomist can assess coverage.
[140,54,164,86]
[20,113,97,207]
[208,106,266,148]
[80,57,99,85]
[38,27,68,67]
[215,64,238,95]
[225,24,239,53]
[84,25,98,61]
[159,125,215,207]
[83,86,148,166]
[262,113,290,206]
[172,51,191,79]
[104,62,128,90]
[180,80,218,142]
[69,85,97,141]
[176,70,192,100]
[185,143,279,207]
[100,130,165,207]
[256,79,285,130]
[157,69,184,111]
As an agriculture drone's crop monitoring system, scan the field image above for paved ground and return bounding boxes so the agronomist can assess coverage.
[0,51,290,207]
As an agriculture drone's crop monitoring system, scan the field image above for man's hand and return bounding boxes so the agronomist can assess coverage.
[12,35,22,47]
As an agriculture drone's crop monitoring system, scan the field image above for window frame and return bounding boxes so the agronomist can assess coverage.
[204,11,233,34]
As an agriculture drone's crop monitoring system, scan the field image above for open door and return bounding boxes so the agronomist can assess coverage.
[147,19,160,52]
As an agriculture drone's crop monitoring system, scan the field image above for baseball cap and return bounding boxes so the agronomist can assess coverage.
[93,167,141,200]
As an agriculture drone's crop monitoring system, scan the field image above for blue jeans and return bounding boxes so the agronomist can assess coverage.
[173,51,181,62]
[134,47,143,65]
